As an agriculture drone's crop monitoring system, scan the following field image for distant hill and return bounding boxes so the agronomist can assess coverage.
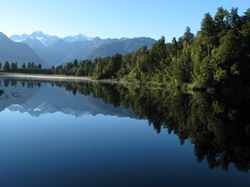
[0,32,48,67]
[85,37,156,60]
[10,31,156,66]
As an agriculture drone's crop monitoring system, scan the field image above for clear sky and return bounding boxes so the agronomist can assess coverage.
[0,0,248,41]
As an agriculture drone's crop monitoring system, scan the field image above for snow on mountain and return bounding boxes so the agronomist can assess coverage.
[63,34,93,42]
[9,33,29,42]
[8,31,155,67]
[10,31,92,47]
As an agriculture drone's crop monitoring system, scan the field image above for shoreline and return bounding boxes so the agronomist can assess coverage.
[0,73,201,91]
[0,73,133,85]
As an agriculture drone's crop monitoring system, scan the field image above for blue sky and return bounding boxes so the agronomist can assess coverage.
[0,0,248,41]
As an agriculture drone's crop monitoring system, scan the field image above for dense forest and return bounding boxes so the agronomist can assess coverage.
[0,7,249,90]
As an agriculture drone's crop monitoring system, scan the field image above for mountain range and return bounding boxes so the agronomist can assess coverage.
[8,31,156,67]
[10,31,92,46]
[0,32,47,67]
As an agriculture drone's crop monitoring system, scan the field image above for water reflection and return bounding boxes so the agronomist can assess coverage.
[0,78,135,117]
[1,78,250,172]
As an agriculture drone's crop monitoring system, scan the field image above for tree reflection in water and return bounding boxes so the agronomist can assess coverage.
[1,79,250,172]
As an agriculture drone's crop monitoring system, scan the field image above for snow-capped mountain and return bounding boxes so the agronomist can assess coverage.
[63,34,93,43]
[9,33,29,42]
[8,31,156,67]
[10,31,92,47]
[11,31,60,47]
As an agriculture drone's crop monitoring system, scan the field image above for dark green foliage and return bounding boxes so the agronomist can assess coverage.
[0,61,52,74]
[77,7,248,91]
[180,27,194,43]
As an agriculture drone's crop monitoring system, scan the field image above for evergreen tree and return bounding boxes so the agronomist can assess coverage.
[180,27,194,43]
[22,63,26,70]
[38,64,42,69]
[3,61,10,72]
[73,59,78,67]
[10,62,18,72]
[28,62,31,69]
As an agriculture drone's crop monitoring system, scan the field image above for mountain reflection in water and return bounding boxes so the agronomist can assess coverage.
[1,77,250,174]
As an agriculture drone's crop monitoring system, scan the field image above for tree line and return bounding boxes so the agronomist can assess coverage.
[0,61,51,74]
[0,7,249,90]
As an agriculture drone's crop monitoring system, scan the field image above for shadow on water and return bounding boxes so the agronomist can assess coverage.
[1,78,250,172]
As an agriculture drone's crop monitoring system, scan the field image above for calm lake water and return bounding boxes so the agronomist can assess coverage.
[0,78,250,187]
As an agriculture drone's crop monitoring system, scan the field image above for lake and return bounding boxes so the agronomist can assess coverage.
[0,78,250,187]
